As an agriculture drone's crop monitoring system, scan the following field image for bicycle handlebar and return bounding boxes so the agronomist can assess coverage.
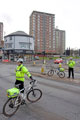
[30,79,37,84]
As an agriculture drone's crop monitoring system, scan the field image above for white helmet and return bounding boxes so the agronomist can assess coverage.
[17,58,23,63]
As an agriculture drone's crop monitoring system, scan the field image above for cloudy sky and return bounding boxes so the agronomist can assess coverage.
[0,0,80,49]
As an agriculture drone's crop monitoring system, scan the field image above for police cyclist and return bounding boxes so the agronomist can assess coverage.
[15,58,33,94]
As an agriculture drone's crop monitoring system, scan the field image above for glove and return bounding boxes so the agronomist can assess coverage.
[30,76,33,80]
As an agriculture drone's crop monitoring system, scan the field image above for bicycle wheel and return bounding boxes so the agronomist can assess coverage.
[27,88,42,102]
[3,97,21,117]
[58,71,65,78]
[47,70,54,76]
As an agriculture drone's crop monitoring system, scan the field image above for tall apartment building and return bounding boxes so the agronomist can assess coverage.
[30,11,55,54]
[0,22,3,47]
[55,28,65,55]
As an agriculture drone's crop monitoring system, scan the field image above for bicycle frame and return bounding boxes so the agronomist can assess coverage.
[14,80,37,106]
[55,68,59,74]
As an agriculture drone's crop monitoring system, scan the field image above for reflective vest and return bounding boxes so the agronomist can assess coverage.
[68,60,75,68]
[15,64,31,82]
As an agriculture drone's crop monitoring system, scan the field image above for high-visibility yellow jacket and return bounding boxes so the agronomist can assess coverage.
[15,64,31,82]
[68,60,75,68]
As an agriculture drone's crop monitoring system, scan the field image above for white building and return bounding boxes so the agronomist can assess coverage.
[4,31,34,61]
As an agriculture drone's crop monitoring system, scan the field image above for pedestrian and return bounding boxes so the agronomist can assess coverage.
[15,58,33,98]
[67,57,75,79]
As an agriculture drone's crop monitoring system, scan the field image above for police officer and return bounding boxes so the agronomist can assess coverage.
[67,57,75,79]
[15,58,33,93]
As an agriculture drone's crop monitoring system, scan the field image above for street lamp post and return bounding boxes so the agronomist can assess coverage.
[42,51,45,64]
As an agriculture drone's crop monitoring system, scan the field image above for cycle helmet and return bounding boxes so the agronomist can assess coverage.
[17,58,23,63]
[70,57,73,60]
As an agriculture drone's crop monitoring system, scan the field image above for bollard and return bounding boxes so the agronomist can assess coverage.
[41,64,45,74]
[41,67,44,73]
[43,60,46,64]
[33,61,35,65]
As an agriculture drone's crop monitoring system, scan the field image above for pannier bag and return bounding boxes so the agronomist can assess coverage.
[7,87,20,98]
[60,68,64,72]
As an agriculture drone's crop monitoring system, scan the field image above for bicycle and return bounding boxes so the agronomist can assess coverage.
[47,66,65,78]
[3,79,42,117]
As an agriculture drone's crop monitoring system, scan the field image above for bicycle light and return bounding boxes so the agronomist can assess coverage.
[6,92,10,97]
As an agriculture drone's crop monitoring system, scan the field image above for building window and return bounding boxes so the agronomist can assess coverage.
[5,39,7,42]
[19,42,31,49]
[5,43,12,48]
[10,36,12,40]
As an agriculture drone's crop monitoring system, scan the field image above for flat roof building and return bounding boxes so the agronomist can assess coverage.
[30,11,55,54]
[55,28,65,54]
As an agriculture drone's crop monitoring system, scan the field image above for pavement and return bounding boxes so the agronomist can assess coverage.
[31,71,80,85]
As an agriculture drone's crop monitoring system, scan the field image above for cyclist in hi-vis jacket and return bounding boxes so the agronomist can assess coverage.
[15,58,33,93]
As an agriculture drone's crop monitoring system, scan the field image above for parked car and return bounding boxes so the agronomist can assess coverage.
[2,59,10,62]
[54,58,63,64]
[35,56,40,60]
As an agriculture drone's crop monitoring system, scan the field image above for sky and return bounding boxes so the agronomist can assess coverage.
[0,0,80,49]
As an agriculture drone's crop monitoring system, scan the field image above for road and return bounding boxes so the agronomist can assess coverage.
[0,63,80,120]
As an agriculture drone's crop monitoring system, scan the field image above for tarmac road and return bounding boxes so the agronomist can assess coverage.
[0,63,66,120]
[0,63,80,120]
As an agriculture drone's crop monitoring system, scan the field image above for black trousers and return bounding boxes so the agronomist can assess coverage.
[15,80,24,93]
[68,67,74,79]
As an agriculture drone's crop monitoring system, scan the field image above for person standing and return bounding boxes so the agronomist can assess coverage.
[67,57,75,79]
